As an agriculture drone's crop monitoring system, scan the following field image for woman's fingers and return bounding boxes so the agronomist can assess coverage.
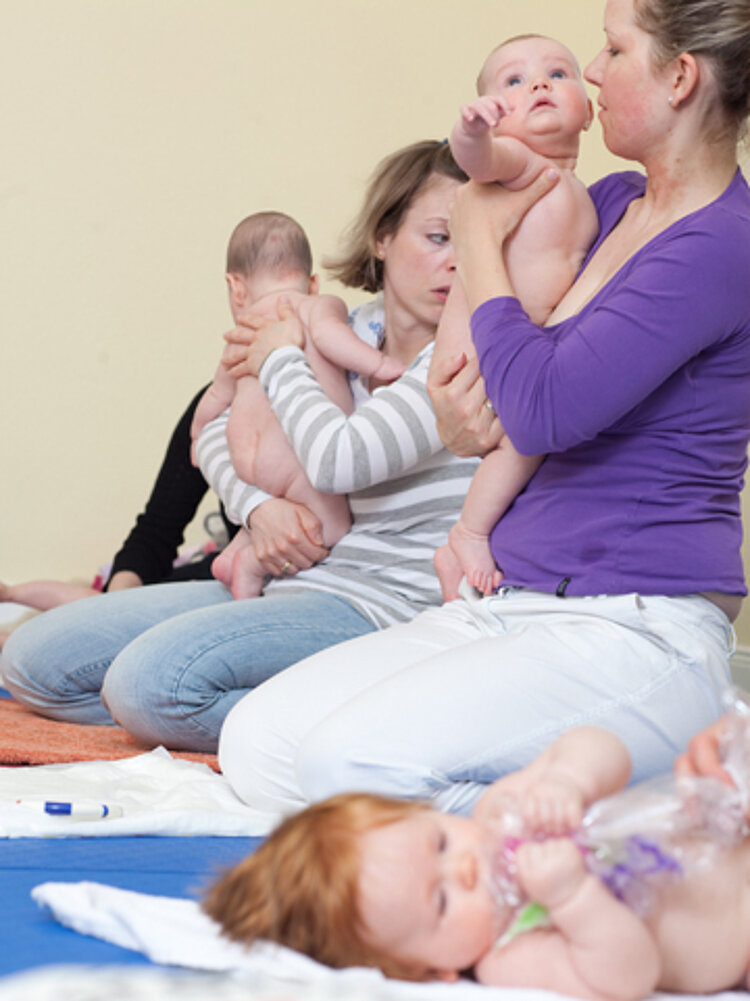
[428,351,502,456]
[248,499,328,575]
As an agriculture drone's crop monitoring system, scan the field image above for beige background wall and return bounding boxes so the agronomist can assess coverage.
[3,2,749,641]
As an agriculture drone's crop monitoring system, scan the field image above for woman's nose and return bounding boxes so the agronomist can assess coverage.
[584,52,603,85]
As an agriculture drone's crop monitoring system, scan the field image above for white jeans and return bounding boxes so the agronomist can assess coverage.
[219,587,734,825]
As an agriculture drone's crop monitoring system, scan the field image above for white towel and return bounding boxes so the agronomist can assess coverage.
[0,748,278,837]
[29,880,558,998]
[30,880,745,1001]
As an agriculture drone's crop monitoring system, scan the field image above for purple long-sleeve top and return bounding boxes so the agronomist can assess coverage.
[473,170,750,597]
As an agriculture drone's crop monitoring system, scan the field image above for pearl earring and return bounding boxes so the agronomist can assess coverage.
[668,96,675,105]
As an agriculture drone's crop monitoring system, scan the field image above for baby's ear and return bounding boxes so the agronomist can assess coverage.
[226,272,248,309]
[308,273,320,296]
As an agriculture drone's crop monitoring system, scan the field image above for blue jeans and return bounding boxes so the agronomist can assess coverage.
[1,581,374,752]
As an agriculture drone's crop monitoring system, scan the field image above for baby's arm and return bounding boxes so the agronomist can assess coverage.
[191,363,236,445]
[476,839,661,1000]
[474,727,632,836]
[301,295,405,382]
[450,97,541,186]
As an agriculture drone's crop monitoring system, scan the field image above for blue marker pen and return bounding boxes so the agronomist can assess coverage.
[15,799,123,820]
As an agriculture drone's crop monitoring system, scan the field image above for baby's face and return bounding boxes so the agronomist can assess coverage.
[357,810,511,981]
[480,37,591,153]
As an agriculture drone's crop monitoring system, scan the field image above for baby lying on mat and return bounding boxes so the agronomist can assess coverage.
[203,717,750,998]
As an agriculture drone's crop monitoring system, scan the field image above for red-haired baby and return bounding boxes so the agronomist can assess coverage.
[205,724,750,998]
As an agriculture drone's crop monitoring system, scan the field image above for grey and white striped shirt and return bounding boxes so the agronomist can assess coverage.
[195,299,477,628]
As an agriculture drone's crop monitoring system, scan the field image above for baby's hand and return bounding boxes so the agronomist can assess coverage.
[475,770,586,840]
[516,838,586,910]
[459,95,512,135]
[372,355,407,383]
[518,774,587,837]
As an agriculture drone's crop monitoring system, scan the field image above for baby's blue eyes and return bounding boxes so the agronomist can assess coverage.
[504,68,568,87]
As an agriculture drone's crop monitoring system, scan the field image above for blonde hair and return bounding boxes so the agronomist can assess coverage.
[476,33,560,94]
[226,211,313,278]
[635,0,750,131]
[325,140,467,293]
[203,792,431,980]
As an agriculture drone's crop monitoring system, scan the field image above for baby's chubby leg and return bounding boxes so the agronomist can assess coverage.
[447,447,542,595]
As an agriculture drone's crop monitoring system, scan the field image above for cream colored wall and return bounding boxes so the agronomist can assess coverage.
[3,2,749,639]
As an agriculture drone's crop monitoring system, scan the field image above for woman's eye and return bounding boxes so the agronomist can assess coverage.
[428,232,449,245]
[607,46,619,56]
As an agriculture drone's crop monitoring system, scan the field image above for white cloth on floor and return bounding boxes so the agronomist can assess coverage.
[30,880,746,1001]
[0,749,278,837]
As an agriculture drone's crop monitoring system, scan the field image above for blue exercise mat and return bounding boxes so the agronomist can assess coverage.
[0,835,260,977]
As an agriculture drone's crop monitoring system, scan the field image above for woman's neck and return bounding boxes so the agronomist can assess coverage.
[546,139,737,326]
[638,130,737,224]
[381,301,436,366]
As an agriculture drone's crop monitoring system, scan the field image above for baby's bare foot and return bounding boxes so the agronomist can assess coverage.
[448,521,503,596]
[434,545,464,602]
[229,545,266,600]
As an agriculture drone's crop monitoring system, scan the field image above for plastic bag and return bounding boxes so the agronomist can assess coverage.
[484,688,750,926]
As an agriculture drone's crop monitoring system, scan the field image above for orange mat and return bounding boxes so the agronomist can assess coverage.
[0,696,219,771]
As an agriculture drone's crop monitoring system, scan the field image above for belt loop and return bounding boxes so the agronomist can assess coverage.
[556,577,571,598]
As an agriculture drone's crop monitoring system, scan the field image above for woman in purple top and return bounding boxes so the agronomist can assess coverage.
[217,0,750,823]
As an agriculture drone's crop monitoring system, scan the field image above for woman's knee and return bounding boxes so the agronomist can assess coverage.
[1,616,58,702]
[219,688,311,815]
[101,616,249,751]
[296,719,382,802]
[1,610,113,723]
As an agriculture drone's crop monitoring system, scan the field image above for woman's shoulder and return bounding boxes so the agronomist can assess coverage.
[348,294,385,348]
[587,170,646,225]
[713,168,750,226]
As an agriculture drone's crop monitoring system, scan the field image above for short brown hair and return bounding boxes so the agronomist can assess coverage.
[325,140,467,293]
[202,792,430,980]
[635,0,750,132]
[226,211,313,278]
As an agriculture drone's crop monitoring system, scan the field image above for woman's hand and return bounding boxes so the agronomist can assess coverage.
[223,299,305,380]
[248,498,329,576]
[450,169,560,313]
[674,717,735,787]
[427,350,502,456]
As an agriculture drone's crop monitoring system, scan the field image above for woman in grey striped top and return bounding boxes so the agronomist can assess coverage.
[2,140,477,755]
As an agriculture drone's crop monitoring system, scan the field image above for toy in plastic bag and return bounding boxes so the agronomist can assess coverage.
[483,689,750,941]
